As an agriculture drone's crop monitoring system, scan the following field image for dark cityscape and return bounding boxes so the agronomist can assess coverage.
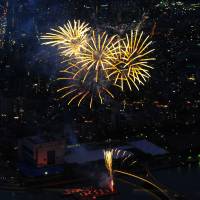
[0,0,200,199]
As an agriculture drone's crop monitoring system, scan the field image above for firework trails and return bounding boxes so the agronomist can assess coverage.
[57,65,114,109]
[106,30,155,91]
[75,31,118,82]
[41,20,90,57]
[42,20,155,108]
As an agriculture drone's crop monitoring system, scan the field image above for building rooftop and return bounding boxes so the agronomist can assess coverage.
[23,135,64,145]
[65,139,168,164]
[129,140,167,156]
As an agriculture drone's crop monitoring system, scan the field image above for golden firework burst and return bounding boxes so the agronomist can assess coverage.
[41,20,90,57]
[56,65,114,109]
[41,20,157,109]
[106,30,155,91]
[74,31,118,82]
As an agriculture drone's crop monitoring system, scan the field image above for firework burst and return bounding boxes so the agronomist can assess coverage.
[42,20,156,109]
[57,65,114,109]
[74,31,118,82]
[41,20,90,57]
[106,30,155,91]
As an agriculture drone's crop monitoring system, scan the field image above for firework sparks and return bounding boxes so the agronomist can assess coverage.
[103,150,114,191]
[104,150,113,177]
[112,148,136,167]
[75,31,118,82]
[103,149,136,191]
[41,20,90,57]
[122,154,132,163]
[113,170,169,198]
[106,30,155,91]
[57,65,114,109]
[42,20,156,109]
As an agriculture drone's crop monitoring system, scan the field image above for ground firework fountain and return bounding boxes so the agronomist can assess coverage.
[63,150,117,199]
[103,149,115,192]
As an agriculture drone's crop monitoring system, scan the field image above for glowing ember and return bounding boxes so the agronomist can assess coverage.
[110,178,114,192]
[64,187,117,199]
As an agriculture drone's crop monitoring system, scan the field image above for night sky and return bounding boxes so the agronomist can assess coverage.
[0,0,200,199]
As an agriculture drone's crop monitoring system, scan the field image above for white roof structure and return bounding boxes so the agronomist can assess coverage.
[65,139,167,164]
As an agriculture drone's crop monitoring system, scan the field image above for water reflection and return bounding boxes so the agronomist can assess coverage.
[1,165,200,200]
[153,165,200,199]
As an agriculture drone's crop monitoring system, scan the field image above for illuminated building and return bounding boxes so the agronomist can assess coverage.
[18,136,65,168]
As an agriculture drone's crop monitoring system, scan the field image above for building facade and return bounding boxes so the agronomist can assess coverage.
[18,136,65,167]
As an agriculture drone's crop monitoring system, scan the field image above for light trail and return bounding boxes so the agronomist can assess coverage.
[114,170,170,199]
